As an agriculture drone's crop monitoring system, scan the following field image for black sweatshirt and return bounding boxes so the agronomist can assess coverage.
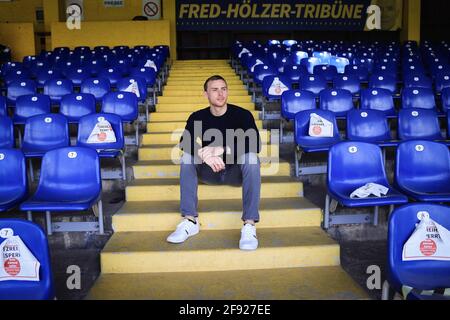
[179,104,261,164]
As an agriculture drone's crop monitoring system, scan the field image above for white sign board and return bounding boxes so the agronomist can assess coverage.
[142,0,161,20]
[104,0,124,7]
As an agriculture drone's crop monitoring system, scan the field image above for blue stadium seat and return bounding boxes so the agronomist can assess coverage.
[395,140,450,202]
[282,65,308,83]
[385,203,450,300]
[35,69,63,89]
[360,88,397,118]
[313,51,332,65]
[0,149,27,212]
[329,57,350,74]
[98,67,123,88]
[59,93,96,124]
[287,51,308,65]
[313,65,338,82]
[280,90,316,143]
[346,109,396,147]
[0,219,54,299]
[369,74,398,95]
[262,75,292,101]
[325,141,408,229]
[403,73,433,89]
[301,57,322,74]
[80,78,111,103]
[344,64,369,82]
[398,108,442,141]
[43,79,73,105]
[13,94,51,125]
[65,67,91,87]
[442,87,450,113]
[101,91,139,145]
[7,80,37,106]
[319,88,354,118]
[298,75,328,96]
[435,73,450,94]
[77,113,126,181]
[401,87,437,110]
[20,146,104,235]
[116,77,147,104]
[333,74,361,96]
[0,116,14,148]
[0,96,6,117]
[3,69,31,86]
[294,109,341,176]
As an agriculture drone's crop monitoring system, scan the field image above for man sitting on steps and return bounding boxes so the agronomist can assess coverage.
[166,75,262,250]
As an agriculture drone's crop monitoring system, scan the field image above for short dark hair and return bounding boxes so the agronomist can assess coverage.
[204,75,227,91]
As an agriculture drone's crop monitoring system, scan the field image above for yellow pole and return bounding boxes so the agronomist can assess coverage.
[401,0,421,43]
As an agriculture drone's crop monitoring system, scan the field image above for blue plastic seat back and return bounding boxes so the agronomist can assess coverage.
[299,75,328,96]
[14,94,51,124]
[319,89,354,117]
[0,96,6,117]
[98,67,123,87]
[401,87,436,110]
[442,87,450,114]
[328,141,389,193]
[344,64,369,82]
[281,90,316,120]
[0,149,27,212]
[287,51,308,65]
[3,69,31,86]
[77,113,124,152]
[282,65,308,82]
[0,219,54,299]
[252,65,276,85]
[330,57,350,74]
[43,79,73,104]
[80,77,111,102]
[396,140,450,194]
[59,93,96,123]
[360,88,396,116]
[36,146,101,201]
[435,73,450,94]
[347,109,391,142]
[388,203,450,295]
[23,114,70,155]
[7,80,37,105]
[294,109,340,146]
[369,74,397,94]
[35,69,63,87]
[101,91,138,122]
[262,75,292,100]
[404,73,433,89]
[65,67,91,86]
[130,67,156,87]
[116,77,147,103]
[0,117,14,148]
[313,64,338,82]
[333,74,361,95]
[398,108,442,140]
[301,57,322,74]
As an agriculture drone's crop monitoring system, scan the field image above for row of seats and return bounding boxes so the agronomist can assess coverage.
[0,146,104,236]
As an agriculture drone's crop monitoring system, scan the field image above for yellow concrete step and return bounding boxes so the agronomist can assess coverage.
[112,198,320,232]
[138,143,278,161]
[164,84,246,91]
[150,110,260,122]
[155,102,255,112]
[173,59,228,64]
[141,129,270,146]
[169,69,236,74]
[157,96,252,104]
[87,266,369,300]
[99,227,339,273]
[147,119,262,132]
[126,176,300,202]
[167,79,243,86]
[132,159,290,180]
[169,74,239,80]
[162,89,249,97]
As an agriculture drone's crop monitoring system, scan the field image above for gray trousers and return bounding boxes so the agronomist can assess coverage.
[180,152,261,222]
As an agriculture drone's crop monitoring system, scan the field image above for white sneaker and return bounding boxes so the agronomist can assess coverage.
[239,224,258,250]
[166,218,199,243]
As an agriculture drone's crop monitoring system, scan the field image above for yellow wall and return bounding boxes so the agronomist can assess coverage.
[401,0,421,42]
[0,23,36,61]
[51,20,170,49]
[0,0,45,33]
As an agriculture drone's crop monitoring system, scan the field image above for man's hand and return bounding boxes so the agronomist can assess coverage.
[203,155,225,173]
[198,146,224,161]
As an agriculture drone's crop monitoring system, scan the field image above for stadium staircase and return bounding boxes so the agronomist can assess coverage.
[87,60,368,300]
